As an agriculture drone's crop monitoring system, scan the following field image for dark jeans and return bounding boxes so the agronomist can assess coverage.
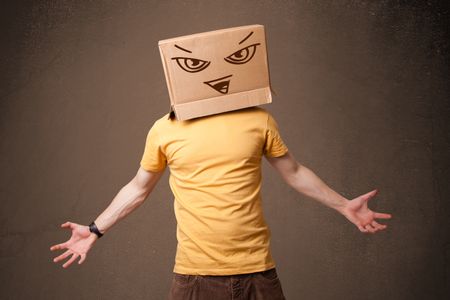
[168,268,286,300]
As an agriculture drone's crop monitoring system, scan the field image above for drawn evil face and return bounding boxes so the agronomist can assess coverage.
[170,31,261,95]
[158,25,271,120]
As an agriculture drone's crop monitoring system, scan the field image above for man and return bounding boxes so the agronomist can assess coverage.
[50,106,392,300]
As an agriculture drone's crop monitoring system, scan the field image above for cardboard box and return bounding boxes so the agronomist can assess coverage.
[158,24,272,121]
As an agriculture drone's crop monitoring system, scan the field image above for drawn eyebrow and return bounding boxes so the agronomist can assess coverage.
[174,44,192,53]
[239,31,254,44]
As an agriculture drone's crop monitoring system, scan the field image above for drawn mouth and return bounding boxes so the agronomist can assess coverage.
[204,75,233,94]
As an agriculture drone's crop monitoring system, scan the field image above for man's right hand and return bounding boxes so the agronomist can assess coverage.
[49,167,164,269]
[50,221,98,268]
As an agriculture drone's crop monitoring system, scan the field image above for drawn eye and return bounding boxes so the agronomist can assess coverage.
[224,43,261,65]
[171,57,210,73]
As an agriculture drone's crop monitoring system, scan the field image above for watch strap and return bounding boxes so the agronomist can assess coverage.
[89,221,104,238]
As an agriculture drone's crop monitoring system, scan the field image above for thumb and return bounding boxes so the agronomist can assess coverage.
[359,189,378,202]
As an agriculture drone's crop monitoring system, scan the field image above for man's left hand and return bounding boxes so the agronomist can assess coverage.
[341,189,392,234]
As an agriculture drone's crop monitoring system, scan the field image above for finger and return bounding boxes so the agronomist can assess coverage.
[61,222,70,228]
[50,242,68,251]
[360,189,378,202]
[374,212,392,219]
[53,249,72,263]
[365,224,376,233]
[61,222,75,229]
[62,253,79,268]
[358,224,369,233]
[371,220,386,231]
[78,253,87,265]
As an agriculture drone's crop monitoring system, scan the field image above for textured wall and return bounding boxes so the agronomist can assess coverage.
[1,1,449,299]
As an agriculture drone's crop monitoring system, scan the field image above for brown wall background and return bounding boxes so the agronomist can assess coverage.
[1,1,449,299]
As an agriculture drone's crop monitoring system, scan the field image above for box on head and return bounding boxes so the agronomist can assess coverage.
[158,24,273,121]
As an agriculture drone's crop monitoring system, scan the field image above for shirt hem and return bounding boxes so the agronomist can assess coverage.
[173,262,277,276]
[140,162,165,172]
[265,148,289,158]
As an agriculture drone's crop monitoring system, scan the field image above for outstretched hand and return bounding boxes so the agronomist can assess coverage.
[341,189,392,234]
[50,221,98,268]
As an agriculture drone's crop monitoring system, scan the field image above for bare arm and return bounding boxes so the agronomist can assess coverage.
[50,166,165,268]
[266,151,392,233]
[266,151,349,212]
[94,166,165,234]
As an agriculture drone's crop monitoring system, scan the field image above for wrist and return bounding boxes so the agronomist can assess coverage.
[88,232,99,241]
[335,197,350,215]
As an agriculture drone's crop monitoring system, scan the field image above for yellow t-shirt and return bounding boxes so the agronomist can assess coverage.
[140,106,289,275]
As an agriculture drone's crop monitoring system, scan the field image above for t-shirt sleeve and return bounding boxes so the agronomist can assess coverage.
[140,122,167,172]
[263,113,289,157]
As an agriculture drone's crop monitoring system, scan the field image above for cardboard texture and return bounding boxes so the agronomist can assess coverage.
[158,24,272,121]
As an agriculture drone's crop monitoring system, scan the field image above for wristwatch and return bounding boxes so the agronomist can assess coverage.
[89,221,104,238]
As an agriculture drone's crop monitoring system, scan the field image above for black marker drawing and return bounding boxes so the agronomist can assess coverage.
[171,57,211,73]
[171,31,260,94]
[203,75,233,94]
[239,31,254,44]
[224,43,261,65]
[174,44,192,53]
